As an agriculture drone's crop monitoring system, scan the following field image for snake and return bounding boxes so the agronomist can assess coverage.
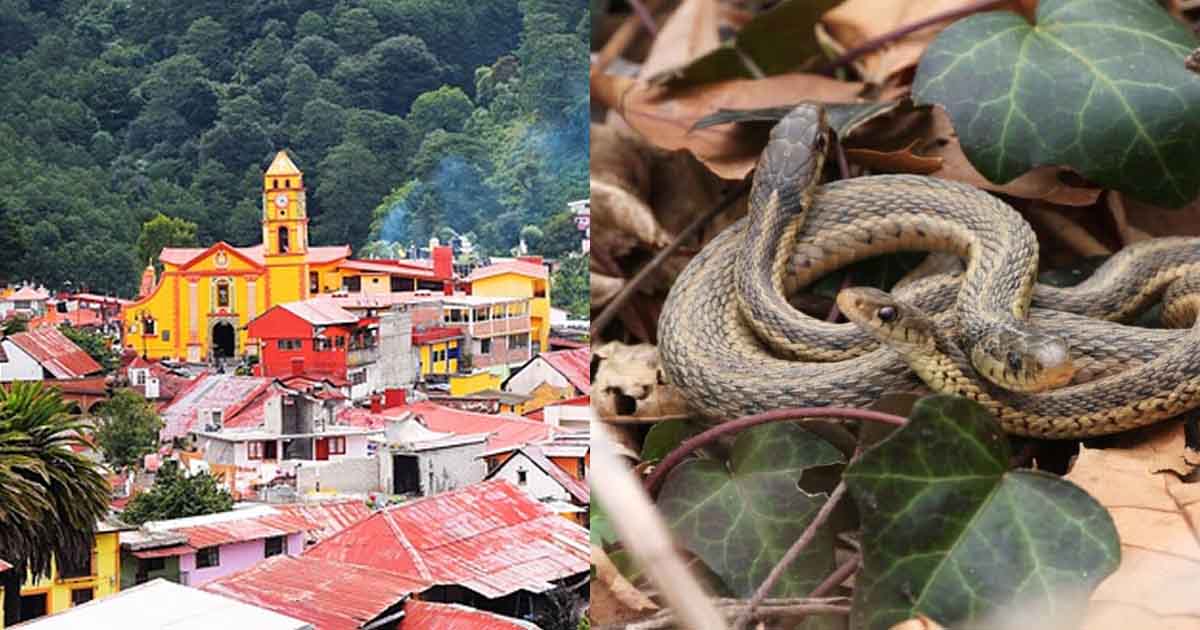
[658,104,1200,435]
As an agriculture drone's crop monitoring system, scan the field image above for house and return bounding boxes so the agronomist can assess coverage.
[523,394,591,431]
[467,258,550,356]
[0,284,50,319]
[13,579,313,629]
[0,326,102,383]
[485,446,589,525]
[119,505,310,588]
[16,518,132,624]
[203,556,541,630]
[158,374,276,442]
[429,389,532,415]
[121,150,454,363]
[304,480,590,621]
[380,418,489,496]
[570,198,589,253]
[124,356,195,409]
[377,401,557,470]
[502,347,590,413]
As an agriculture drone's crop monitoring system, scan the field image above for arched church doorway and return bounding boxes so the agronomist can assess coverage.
[211,321,236,359]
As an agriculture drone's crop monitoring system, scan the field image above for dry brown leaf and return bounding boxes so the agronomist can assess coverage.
[594,72,905,179]
[590,545,660,626]
[591,124,673,258]
[593,341,691,421]
[922,106,1102,206]
[845,140,943,174]
[592,272,625,308]
[639,0,722,79]
[1064,422,1200,629]
[1105,190,1153,245]
[1118,193,1200,239]
[820,1,1030,83]
[890,615,948,630]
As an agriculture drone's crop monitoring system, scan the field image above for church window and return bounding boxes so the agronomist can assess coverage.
[278,227,290,253]
[217,281,230,308]
[143,317,156,335]
[273,179,279,188]
[285,179,291,188]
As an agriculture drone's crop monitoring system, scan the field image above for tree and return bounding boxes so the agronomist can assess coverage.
[93,390,162,470]
[551,254,588,319]
[0,382,111,622]
[312,142,391,249]
[2,316,28,335]
[60,326,118,373]
[406,86,473,137]
[540,209,584,259]
[120,460,233,525]
[137,213,198,271]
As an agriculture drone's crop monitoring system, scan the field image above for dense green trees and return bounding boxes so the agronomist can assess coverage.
[93,390,164,470]
[120,460,234,525]
[1,0,586,296]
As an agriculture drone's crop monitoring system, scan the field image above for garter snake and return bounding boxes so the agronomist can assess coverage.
[658,104,1200,435]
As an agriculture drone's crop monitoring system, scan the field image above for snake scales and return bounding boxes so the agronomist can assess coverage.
[657,105,1200,438]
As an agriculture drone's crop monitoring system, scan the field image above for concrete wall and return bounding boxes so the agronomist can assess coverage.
[491,452,573,503]
[416,443,487,495]
[179,532,303,586]
[296,456,382,494]
[377,309,416,392]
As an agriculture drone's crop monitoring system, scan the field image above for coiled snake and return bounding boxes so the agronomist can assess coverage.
[657,105,1200,438]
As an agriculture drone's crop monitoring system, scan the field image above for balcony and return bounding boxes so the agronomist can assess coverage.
[468,315,531,337]
[346,347,379,367]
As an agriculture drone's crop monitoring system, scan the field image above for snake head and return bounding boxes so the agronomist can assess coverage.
[970,333,1073,392]
[836,287,936,354]
[751,105,833,210]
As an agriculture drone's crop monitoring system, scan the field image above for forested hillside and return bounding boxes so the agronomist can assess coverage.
[0,0,588,295]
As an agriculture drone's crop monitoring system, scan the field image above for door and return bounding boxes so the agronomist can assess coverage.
[315,437,329,461]
[19,592,48,621]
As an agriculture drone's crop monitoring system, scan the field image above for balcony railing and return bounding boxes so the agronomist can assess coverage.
[347,347,379,367]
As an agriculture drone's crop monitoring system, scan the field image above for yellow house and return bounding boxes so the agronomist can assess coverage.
[449,371,502,396]
[17,521,127,622]
[466,259,551,355]
[123,151,454,362]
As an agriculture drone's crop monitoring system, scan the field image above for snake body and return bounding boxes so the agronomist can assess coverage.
[658,105,1200,436]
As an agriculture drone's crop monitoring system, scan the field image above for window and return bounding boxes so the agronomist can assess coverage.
[328,436,346,455]
[276,339,303,351]
[479,338,492,355]
[510,333,529,349]
[390,276,407,292]
[216,281,230,308]
[70,588,94,606]
[264,536,286,558]
[273,179,279,188]
[285,179,291,188]
[371,277,379,284]
[417,279,442,291]
[335,336,346,349]
[474,307,489,322]
[132,368,147,385]
[247,441,264,459]
[142,317,156,336]
[310,272,319,294]
[59,548,94,579]
[350,370,367,385]
[140,557,165,572]
[343,276,362,293]
[517,468,528,485]
[278,227,290,253]
[315,338,330,352]
[196,547,220,569]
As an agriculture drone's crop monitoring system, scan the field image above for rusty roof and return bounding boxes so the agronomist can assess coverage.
[505,348,590,395]
[403,601,541,629]
[5,326,102,378]
[203,555,425,630]
[271,500,372,543]
[305,479,590,598]
[383,402,555,453]
[145,505,313,549]
[339,259,439,278]
[278,300,360,326]
[159,375,276,440]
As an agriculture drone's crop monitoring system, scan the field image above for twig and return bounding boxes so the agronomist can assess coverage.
[644,407,907,496]
[591,181,750,338]
[593,0,669,75]
[593,423,729,630]
[810,554,861,598]
[600,413,694,424]
[733,482,850,630]
[816,0,1011,75]
[1023,203,1111,257]
[627,0,660,37]
[599,597,852,630]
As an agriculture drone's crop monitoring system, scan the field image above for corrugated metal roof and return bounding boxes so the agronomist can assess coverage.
[131,544,194,559]
[403,601,541,629]
[466,261,548,282]
[412,326,463,345]
[279,300,360,326]
[383,402,555,453]
[203,555,425,630]
[305,480,590,598]
[160,375,275,439]
[8,285,49,300]
[339,259,439,278]
[539,348,591,394]
[272,500,372,543]
[6,326,102,378]
[145,505,313,548]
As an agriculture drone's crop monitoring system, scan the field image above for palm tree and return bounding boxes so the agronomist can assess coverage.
[0,382,111,622]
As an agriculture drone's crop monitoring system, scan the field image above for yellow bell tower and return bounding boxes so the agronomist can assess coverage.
[262,150,310,305]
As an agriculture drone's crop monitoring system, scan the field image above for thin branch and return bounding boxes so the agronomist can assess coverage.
[593,423,729,630]
[733,482,850,630]
[591,181,750,338]
[644,407,907,496]
[810,553,861,598]
[598,597,852,630]
[600,413,694,424]
[627,0,660,37]
[816,0,1011,75]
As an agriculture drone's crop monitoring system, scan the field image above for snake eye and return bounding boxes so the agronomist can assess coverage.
[1006,351,1023,372]
[877,306,897,323]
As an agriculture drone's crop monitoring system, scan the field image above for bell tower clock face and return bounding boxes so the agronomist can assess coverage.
[274,193,288,209]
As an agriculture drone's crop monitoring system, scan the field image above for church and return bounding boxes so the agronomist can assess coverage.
[123,151,453,362]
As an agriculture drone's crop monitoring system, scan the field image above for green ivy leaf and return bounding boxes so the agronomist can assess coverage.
[641,419,706,463]
[844,396,1120,630]
[913,0,1200,207]
[657,423,844,597]
[647,0,842,87]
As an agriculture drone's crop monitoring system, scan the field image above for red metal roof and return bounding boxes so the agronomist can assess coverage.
[336,407,390,429]
[71,293,131,306]
[203,555,427,630]
[279,300,360,326]
[130,544,194,559]
[402,601,541,629]
[548,336,587,349]
[5,326,102,378]
[159,244,350,268]
[156,509,314,548]
[8,286,49,300]
[50,376,109,395]
[466,261,548,282]
[339,259,439,278]
[412,326,463,345]
[29,307,103,329]
[529,348,591,394]
[160,375,275,439]
[383,402,555,453]
[305,479,590,598]
[271,500,372,543]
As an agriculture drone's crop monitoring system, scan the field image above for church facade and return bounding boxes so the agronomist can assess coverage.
[123,151,453,362]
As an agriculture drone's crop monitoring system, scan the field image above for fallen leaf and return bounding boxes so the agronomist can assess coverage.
[1064,424,1200,628]
[596,72,905,179]
[1119,193,1200,238]
[821,1,1027,83]
[890,616,948,630]
[592,272,624,308]
[590,124,673,256]
[639,0,722,79]
[590,545,660,626]
[593,341,691,422]
[845,140,943,174]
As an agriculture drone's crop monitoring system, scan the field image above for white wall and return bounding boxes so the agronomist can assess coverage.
[504,358,570,395]
[542,404,592,431]
[491,452,572,503]
[0,339,44,381]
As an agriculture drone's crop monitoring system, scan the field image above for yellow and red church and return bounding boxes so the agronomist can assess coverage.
[123,151,454,362]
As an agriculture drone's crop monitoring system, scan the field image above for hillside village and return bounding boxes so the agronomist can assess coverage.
[0,152,591,629]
